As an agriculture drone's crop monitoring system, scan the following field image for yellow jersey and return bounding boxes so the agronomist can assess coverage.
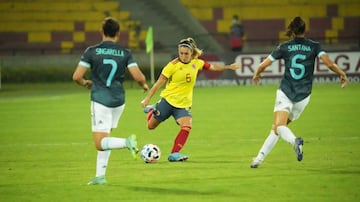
[160,58,210,108]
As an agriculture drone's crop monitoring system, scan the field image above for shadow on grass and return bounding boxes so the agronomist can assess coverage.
[125,185,227,196]
[185,160,240,164]
[305,168,360,175]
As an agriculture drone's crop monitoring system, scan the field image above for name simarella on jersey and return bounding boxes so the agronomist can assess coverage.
[79,41,138,107]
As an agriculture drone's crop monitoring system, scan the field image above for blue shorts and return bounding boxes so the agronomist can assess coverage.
[152,98,192,122]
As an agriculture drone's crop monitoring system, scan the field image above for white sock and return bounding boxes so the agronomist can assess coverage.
[277,125,296,145]
[95,150,111,177]
[101,137,126,150]
[256,130,279,160]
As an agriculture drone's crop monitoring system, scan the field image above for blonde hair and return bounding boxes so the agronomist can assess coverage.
[178,37,203,59]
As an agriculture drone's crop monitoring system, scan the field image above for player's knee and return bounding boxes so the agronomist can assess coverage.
[147,121,157,130]
[94,142,104,151]
[147,124,155,130]
[147,119,160,130]
[273,124,285,135]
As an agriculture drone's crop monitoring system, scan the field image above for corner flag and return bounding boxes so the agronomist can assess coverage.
[145,26,155,84]
[146,26,153,53]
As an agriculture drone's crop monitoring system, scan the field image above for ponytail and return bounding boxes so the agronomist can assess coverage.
[286,16,306,37]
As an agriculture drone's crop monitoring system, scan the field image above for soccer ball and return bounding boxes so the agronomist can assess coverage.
[141,144,161,163]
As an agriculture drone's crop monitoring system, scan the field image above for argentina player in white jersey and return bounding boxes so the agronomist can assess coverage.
[73,17,149,184]
[250,16,348,168]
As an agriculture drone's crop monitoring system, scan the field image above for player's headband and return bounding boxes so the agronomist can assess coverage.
[178,40,193,50]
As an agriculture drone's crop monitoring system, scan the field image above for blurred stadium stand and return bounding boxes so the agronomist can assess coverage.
[181,0,360,52]
[118,0,223,54]
[0,0,359,57]
[0,0,146,55]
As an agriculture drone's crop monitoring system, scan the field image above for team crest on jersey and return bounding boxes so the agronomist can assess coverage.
[192,64,196,69]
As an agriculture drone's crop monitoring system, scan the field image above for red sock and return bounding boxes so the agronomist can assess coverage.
[171,127,190,153]
[146,109,153,121]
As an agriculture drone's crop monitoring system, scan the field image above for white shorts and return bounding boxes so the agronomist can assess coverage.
[91,101,125,133]
[274,89,310,121]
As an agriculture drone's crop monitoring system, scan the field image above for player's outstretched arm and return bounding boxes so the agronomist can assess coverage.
[209,62,240,71]
[320,54,348,88]
[252,58,272,85]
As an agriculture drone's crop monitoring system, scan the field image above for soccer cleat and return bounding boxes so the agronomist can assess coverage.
[168,152,188,162]
[87,176,107,185]
[143,105,155,113]
[144,105,156,121]
[126,134,139,159]
[250,158,263,168]
[294,137,304,161]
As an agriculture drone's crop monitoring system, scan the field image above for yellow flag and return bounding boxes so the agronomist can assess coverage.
[146,26,153,53]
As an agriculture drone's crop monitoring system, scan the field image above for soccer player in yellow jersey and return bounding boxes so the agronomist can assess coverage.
[141,37,240,162]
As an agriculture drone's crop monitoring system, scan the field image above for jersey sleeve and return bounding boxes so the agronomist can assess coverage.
[78,47,92,68]
[202,61,211,70]
[315,43,326,58]
[269,44,283,61]
[161,62,176,79]
[127,52,139,68]
[194,59,208,70]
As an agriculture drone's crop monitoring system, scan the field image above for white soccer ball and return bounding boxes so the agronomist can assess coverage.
[141,144,161,163]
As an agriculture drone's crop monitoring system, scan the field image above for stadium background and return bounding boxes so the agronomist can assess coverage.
[0,0,359,83]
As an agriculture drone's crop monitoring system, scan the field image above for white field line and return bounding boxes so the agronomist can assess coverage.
[0,142,90,148]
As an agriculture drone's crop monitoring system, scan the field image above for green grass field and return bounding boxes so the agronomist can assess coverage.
[0,82,359,202]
